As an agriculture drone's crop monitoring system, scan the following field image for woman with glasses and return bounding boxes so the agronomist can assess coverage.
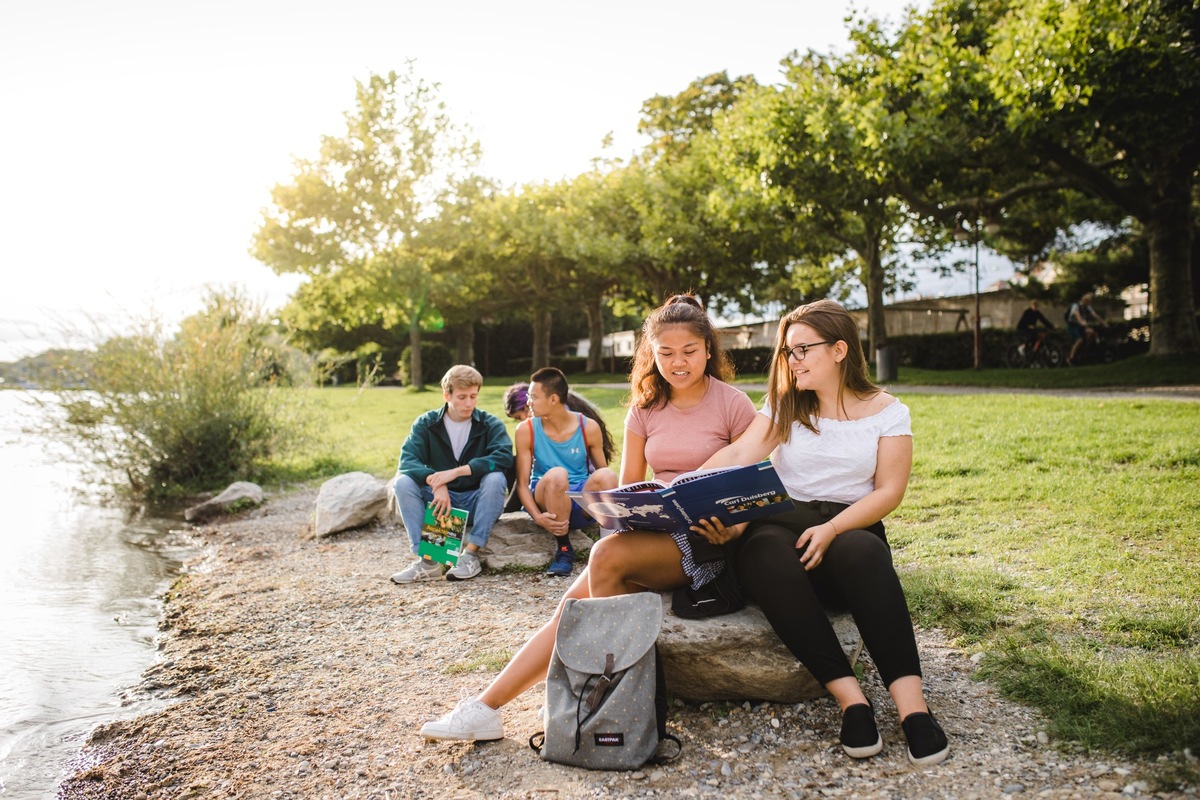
[697,299,950,766]
[418,293,757,743]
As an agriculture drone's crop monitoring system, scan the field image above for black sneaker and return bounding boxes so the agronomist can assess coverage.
[901,711,949,766]
[840,702,882,758]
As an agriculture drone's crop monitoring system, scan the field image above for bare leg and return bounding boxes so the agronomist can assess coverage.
[477,530,688,709]
[478,569,591,708]
[826,676,870,711]
[586,529,688,597]
[533,467,572,531]
[886,675,930,720]
[827,673,929,719]
[583,467,618,493]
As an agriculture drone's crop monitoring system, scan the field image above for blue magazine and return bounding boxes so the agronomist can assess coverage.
[570,462,793,534]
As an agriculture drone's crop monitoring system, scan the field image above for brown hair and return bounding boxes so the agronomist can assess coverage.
[628,293,734,410]
[766,299,878,441]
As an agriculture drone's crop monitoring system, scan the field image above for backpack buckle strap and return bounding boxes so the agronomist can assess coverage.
[584,653,616,713]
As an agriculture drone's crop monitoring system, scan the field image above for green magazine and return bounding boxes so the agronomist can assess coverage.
[417,503,469,566]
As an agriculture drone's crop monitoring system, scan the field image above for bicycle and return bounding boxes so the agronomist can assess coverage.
[1005,330,1063,369]
[1066,328,1116,366]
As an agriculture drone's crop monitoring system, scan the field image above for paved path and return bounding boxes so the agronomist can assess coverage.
[883,384,1200,402]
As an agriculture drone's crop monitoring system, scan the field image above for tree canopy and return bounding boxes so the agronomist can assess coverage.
[252,65,481,387]
[249,2,1200,376]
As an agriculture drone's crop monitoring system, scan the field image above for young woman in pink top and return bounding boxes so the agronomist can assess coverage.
[419,294,756,742]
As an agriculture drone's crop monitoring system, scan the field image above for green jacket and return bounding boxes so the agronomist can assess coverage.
[396,405,513,492]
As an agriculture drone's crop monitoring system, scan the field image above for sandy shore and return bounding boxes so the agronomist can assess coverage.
[57,487,1185,799]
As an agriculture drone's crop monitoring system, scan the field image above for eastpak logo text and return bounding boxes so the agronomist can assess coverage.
[594,732,625,747]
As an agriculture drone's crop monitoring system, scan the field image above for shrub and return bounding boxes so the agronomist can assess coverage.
[505,355,614,377]
[886,330,1013,369]
[552,356,588,375]
[727,346,775,375]
[40,291,311,499]
[315,348,357,386]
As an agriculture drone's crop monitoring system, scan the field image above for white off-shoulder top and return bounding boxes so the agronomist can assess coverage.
[760,398,912,505]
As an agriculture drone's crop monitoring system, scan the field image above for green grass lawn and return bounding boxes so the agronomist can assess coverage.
[266,376,1200,773]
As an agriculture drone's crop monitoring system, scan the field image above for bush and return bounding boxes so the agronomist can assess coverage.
[315,348,357,386]
[727,346,775,376]
[505,355,610,377]
[552,356,588,375]
[886,330,1013,370]
[398,341,453,387]
[40,291,310,499]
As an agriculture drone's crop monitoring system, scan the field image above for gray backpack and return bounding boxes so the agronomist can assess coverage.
[529,592,681,770]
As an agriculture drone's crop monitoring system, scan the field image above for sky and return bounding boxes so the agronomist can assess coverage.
[0,0,1007,362]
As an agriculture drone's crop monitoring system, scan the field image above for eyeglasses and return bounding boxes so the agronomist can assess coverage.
[780,341,836,361]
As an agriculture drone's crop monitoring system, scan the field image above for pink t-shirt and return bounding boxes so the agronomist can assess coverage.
[624,378,757,482]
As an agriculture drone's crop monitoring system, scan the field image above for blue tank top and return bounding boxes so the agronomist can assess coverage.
[530,415,590,485]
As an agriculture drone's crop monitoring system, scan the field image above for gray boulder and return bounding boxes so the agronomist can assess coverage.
[478,513,596,569]
[658,596,862,703]
[387,500,595,569]
[314,472,389,538]
[184,481,264,522]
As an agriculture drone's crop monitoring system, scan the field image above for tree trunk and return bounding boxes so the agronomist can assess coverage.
[584,295,606,374]
[1145,177,1200,356]
[408,321,424,390]
[531,308,553,370]
[862,226,888,359]
[454,323,475,368]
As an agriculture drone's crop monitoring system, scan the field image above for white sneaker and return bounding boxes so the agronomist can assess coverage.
[420,698,504,741]
[445,550,482,581]
[390,558,444,584]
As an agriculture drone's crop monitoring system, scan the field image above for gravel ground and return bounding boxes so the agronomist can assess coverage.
[57,487,1194,800]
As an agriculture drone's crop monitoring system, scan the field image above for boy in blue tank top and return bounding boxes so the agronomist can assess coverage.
[513,367,618,576]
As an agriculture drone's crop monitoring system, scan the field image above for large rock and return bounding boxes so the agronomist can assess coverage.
[314,472,389,538]
[658,596,862,704]
[478,513,596,569]
[184,481,264,522]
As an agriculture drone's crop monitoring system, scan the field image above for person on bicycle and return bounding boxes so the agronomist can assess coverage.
[1066,292,1107,365]
[1016,300,1055,356]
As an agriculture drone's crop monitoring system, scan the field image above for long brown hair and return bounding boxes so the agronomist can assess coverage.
[766,299,878,441]
[628,293,735,410]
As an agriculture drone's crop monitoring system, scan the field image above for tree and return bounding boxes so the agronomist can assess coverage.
[893,0,1200,355]
[558,167,639,372]
[713,53,912,357]
[993,0,1200,354]
[251,65,480,388]
[625,73,770,315]
[415,174,507,368]
[473,183,574,370]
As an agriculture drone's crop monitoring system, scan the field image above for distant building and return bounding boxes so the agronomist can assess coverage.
[571,320,775,359]
[572,330,637,360]
[847,288,1071,338]
[571,287,1132,355]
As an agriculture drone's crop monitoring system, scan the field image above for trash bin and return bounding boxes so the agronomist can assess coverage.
[875,345,897,383]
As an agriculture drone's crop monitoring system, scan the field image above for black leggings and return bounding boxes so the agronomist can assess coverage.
[735,502,922,688]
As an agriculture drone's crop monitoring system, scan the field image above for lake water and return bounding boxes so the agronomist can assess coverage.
[0,392,196,799]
